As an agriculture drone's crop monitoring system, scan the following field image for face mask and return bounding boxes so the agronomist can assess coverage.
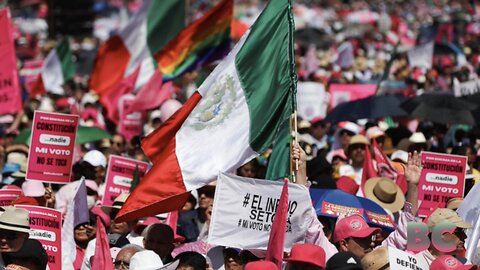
[87,196,96,209]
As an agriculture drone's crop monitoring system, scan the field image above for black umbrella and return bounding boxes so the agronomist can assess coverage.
[401,94,477,125]
[294,28,332,49]
[324,95,408,123]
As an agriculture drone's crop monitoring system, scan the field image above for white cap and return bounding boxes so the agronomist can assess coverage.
[22,180,45,197]
[409,132,427,143]
[150,109,161,120]
[366,126,385,140]
[83,150,107,167]
[391,150,408,164]
[130,250,163,270]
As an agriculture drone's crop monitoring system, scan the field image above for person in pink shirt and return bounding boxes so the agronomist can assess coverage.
[292,143,421,260]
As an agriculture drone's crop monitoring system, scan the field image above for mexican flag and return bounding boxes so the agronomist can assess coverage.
[117,0,296,222]
[41,38,76,95]
[89,0,185,95]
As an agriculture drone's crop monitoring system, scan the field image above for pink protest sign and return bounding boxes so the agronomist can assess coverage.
[0,8,22,115]
[328,84,377,109]
[26,111,79,184]
[119,94,145,142]
[16,205,62,270]
[102,155,148,206]
[418,152,467,217]
[0,189,22,206]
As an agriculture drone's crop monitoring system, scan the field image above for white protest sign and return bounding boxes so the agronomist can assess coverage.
[454,79,480,97]
[297,81,328,121]
[388,247,429,270]
[407,42,434,69]
[208,173,311,251]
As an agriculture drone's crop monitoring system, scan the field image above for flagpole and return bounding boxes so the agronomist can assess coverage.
[287,0,298,179]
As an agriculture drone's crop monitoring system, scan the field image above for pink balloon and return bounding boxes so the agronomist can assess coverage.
[160,99,183,122]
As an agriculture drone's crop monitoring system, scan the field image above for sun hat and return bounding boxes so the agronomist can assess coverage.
[361,247,389,270]
[3,239,48,269]
[283,243,326,268]
[0,206,30,233]
[158,260,180,270]
[427,208,471,230]
[129,250,163,270]
[364,177,405,213]
[334,215,380,243]
[325,251,362,270]
[101,193,129,215]
[348,135,370,147]
[83,150,107,168]
[431,255,477,270]
[446,198,464,211]
[245,261,277,270]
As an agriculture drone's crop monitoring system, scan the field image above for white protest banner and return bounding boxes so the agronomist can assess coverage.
[297,81,328,121]
[208,173,311,251]
[388,247,428,270]
[407,42,434,69]
[453,79,480,97]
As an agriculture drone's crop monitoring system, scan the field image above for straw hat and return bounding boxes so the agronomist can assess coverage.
[0,207,30,233]
[446,198,464,211]
[427,208,471,230]
[364,177,405,213]
[361,247,389,270]
[101,193,129,214]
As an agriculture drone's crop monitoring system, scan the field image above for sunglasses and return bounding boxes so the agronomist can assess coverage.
[0,231,19,240]
[340,130,355,137]
[114,260,130,268]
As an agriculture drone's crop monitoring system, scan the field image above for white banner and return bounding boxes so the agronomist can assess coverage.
[297,81,328,121]
[453,79,480,97]
[208,173,311,251]
[407,42,434,69]
[388,247,429,270]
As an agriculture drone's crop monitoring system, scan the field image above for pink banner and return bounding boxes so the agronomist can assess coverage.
[0,8,22,115]
[20,59,44,94]
[26,111,79,184]
[328,84,377,109]
[16,205,62,270]
[0,189,22,206]
[418,152,467,217]
[118,94,145,142]
[102,155,148,207]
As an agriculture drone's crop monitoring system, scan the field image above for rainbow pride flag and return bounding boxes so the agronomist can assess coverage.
[154,0,233,80]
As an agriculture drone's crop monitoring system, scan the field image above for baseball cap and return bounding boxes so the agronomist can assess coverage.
[431,255,477,270]
[83,150,107,168]
[245,261,277,270]
[334,215,380,243]
[427,208,471,230]
[283,244,326,268]
[325,251,362,270]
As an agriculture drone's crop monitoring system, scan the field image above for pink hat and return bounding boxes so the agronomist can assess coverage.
[85,180,98,193]
[326,149,348,164]
[334,215,380,243]
[1,185,23,192]
[284,244,326,268]
[22,181,45,197]
[431,255,477,270]
[245,261,277,270]
[336,176,359,195]
[366,127,385,141]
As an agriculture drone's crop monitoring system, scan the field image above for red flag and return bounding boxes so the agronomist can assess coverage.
[372,139,408,194]
[360,145,378,195]
[91,216,114,270]
[100,65,140,123]
[265,179,288,269]
[30,73,46,97]
[125,70,173,114]
[165,211,185,242]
